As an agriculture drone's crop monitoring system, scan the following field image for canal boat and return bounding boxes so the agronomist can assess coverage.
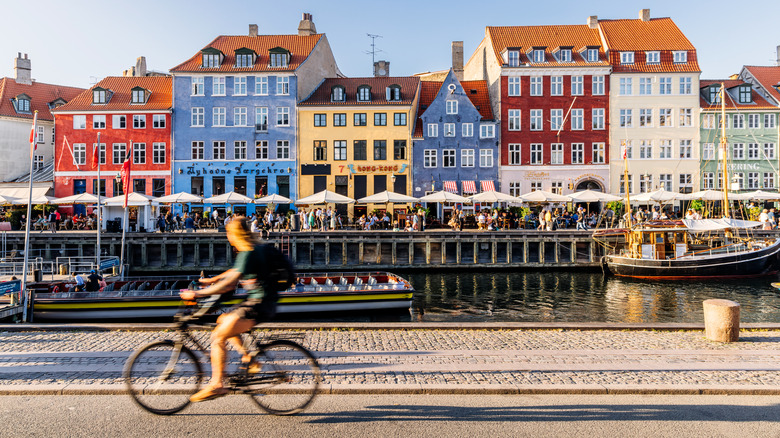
[29,272,414,321]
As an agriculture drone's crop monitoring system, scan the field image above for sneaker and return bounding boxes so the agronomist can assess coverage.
[189,386,229,403]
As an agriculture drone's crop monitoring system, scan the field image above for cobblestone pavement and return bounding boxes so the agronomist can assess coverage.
[1,329,780,392]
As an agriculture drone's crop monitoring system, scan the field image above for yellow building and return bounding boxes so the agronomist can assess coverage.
[297,77,420,218]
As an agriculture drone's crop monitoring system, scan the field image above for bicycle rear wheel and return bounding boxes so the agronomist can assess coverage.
[123,340,203,415]
[245,340,321,415]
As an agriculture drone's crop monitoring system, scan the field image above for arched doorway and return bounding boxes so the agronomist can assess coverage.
[576,179,603,191]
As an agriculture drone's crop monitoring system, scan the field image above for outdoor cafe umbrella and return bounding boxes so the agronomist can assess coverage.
[357,190,419,204]
[254,193,293,205]
[518,190,571,203]
[11,194,55,205]
[731,190,780,201]
[628,188,680,203]
[203,191,254,205]
[467,190,522,204]
[103,192,157,206]
[51,192,106,205]
[418,190,471,204]
[678,190,732,201]
[0,194,21,205]
[294,190,355,205]
[153,192,204,204]
[567,189,622,203]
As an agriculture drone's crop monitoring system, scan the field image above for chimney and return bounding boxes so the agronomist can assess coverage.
[14,52,32,85]
[587,16,598,29]
[135,56,147,77]
[374,60,390,77]
[639,9,650,22]
[298,13,316,36]
[452,41,464,81]
[776,45,780,66]
[249,24,258,37]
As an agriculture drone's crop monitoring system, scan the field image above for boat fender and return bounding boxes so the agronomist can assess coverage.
[600,256,612,277]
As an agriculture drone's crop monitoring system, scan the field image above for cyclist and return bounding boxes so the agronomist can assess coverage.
[179,216,278,402]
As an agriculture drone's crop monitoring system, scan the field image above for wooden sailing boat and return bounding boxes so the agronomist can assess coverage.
[596,84,780,279]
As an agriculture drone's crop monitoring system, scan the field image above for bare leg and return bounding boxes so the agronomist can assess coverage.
[208,312,256,387]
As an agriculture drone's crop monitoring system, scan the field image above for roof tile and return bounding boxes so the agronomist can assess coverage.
[52,76,172,112]
[0,78,85,121]
[485,25,609,67]
[299,77,420,106]
[743,66,780,104]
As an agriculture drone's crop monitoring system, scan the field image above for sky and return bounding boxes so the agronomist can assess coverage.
[2,0,779,89]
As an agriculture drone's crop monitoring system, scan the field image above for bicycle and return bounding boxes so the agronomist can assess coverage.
[123,296,321,416]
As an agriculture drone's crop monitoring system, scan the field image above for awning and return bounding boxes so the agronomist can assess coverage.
[443,181,457,193]
[0,187,50,199]
[462,181,476,194]
[481,180,495,192]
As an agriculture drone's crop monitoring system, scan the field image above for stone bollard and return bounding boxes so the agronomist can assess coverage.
[703,299,740,342]
[58,264,69,276]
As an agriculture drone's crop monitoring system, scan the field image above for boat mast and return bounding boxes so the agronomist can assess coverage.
[720,83,730,218]
[623,140,632,229]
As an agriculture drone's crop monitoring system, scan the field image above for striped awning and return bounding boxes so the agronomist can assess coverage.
[462,181,477,194]
[443,181,458,193]
[481,180,495,192]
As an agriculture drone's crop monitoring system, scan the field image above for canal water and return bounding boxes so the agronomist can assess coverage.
[405,271,780,323]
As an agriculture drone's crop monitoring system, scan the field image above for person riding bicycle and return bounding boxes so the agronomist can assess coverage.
[179,216,279,402]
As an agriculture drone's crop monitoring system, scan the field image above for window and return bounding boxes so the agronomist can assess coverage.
[679,140,692,159]
[276,107,289,126]
[748,172,760,190]
[202,52,220,68]
[213,141,226,160]
[326,140,345,161]
[530,144,543,164]
[530,182,542,191]
[619,77,632,95]
[276,76,289,95]
[314,114,327,127]
[703,114,715,129]
[619,174,633,194]
[480,124,495,138]
[276,140,289,159]
[551,143,563,164]
[531,77,543,96]
[571,143,584,164]
[151,142,165,164]
[394,113,407,126]
[353,140,367,160]
[765,114,776,129]
[622,140,633,159]
[461,149,475,167]
[443,123,455,137]
[748,143,760,160]
[639,174,653,193]
[234,77,247,95]
[619,109,633,127]
[188,108,203,127]
[479,149,494,167]
[112,143,126,164]
[659,108,673,127]
[764,143,775,160]
[427,124,438,137]
[373,140,387,160]
[733,143,744,160]
[255,77,268,95]
[131,88,146,104]
[764,173,776,189]
[639,77,652,95]
[51,126,54,144]
[733,173,744,190]
[530,109,542,130]
[235,52,253,68]
[571,109,583,130]
[592,143,605,164]
[212,77,225,95]
[620,52,634,64]
[191,141,204,160]
[255,141,268,159]
[374,113,387,126]
[507,50,520,66]
[646,51,660,64]
[679,174,693,193]
[639,140,652,159]
[333,113,347,127]
[679,77,692,95]
[313,140,327,161]
[255,107,268,131]
[93,89,107,104]
[558,49,572,62]
[234,141,247,160]
[508,77,521,96]
[703,143,715,160]
[592,75,605,95]
[73,115,86,129]
[659,174,672,191]
[446,100,458,114]
[133,142,145,164]
[639,108,653,127]
[532,49,545,63]
[153,114,166,128]
[393,140,406,160]
[129,115,145,129]
[354,113,366,126]
[462,123,473,137]
[733,114,744,129]
[424,150,437,168]
[442,149,456,168]
[73,143,86,165]
[269,51,289,68]
[212,108,226,126]
[659,77,672,95]
[508,144,521,165]
[508,109,521,131]
[14,96,30,112]
[95,143,106,165]
[592,108,604,130]
[330,86,345,102]
[673,51,687,63]
[550,109,563,131]
[549,181,563,194]
[113,115,126,129]
[659,140,672,158]
[748,114,760,129]
[93,115,106,129]
[703,172,715,189]
[586,48,599,62]
[386,85,401,101]
[550,76,562,96]
[709,87,721,104]
[679,109,692,127]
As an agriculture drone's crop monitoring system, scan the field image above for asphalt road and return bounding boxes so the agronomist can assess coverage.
[1,394,778,437]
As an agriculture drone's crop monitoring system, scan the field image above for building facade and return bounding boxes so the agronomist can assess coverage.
[297,76,419,217]
[169,15,340,215]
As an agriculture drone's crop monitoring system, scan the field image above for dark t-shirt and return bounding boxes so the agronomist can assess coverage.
[86,274,102,291]
[233,245,268,300]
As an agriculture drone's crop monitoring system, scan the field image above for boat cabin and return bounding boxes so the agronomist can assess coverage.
[628,228,688,260]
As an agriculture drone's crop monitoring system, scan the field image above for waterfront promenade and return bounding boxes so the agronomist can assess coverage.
[2,323,780,395]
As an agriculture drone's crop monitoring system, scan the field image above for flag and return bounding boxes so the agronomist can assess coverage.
[621,140,627,160]
[121,157,131,208]
[56,135,80,170]
[92,133,101,169]
[29,111,38,159]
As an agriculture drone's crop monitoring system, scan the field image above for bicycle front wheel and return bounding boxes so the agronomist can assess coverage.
[245,340,321,415]
[123,340,203,415]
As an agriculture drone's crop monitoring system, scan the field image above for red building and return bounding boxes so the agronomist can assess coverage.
[52,76,172,214]
[466,23,611,195]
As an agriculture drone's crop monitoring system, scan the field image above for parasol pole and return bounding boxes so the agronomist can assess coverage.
[96,133,102,268]
[21,110,38,322]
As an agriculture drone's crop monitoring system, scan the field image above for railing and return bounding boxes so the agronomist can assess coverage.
[55,256,121,275]
[0,258,56,280]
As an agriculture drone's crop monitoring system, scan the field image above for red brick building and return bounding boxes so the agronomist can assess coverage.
[52,76,172,214]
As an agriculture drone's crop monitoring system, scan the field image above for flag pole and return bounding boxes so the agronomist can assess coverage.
[119,143,131,280]
[95,133,101,269]
[21,110,38,322]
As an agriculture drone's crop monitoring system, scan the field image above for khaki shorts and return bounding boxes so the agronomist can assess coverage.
[230,298,276,322]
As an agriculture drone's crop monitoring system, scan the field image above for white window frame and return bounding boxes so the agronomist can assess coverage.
[233,77,247,96]
[592,75,605,95]
[191,77,204,96]
[619,77,632,95]
[133,142,146,164]
[276,107,290,127]
[73,115,86,129]
[255,76,268,95]
[112,115,126,129]
[255,107,268,132]
[73,143,86,165]
[550,109,563,131]
[639,77,652,95]
[191,141,204,160]
[213,141,226,160]
[276,140,290,159]
[592,143,605,164]
[659,108,673,127]
[480,124,495,138]
[445,100,458,115]
[132,115,146,129]
[639,108,653,127]
[571,76,583,95]
[733,143,745,160]
[659,174,673,192]
[507,77,521,96]
[255,141,268,160]
[620,52,634,64]
[586,48,598,63]
[550,76,562,96]
[679,77,692,95]
[508,144,522,165]
[530,143,543,165]
[234,140,247,160]
[462,123,473,137]
[461,149,475,167]
[679,108,693,127]
[620,109,633,128]
[530,109,542,131]
[551,143,563,164]
[423,150,437,168]
[763,173,776,189]
[659,77,672,95]
[212,107,226,127]
[276,76,290,95]
[442,149,456,168]
[703,143,715,160]
[592,108,604,130]
[479,149,494,168]
[764,114,776,129]
[152,114,166,129]
[191,108,204,127]
[639,140,652,159]
[427,123,438,137]
[673,51,688,63]
[571,109,583,130]
[530,77,543,96]
[646,51,660,64]
[152,142,166,164]
[748,143,760,160]
[764,143,776,160]
[679,139,692,159]
[507,110,521,131]
[659,140,672,159]
[234,107,248,127]
[112,143,126,164]
[571,143,584,164]
[443,123,456,137]
[212,76,226,96]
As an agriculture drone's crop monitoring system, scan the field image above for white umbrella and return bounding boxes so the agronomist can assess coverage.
[419,190,472,203]
[253,193,293,204]
[153,192,203,204]
[569,189,622,203]
[628,189,680,203]
[203,191,254,205]
[357,190,419,204]
[679,190,732,201]
[468,190,522,204]
[11,195,55,205]
[0,194,19,205]
[295,190,355,205]
[733,190,780,201]
[103,192,157,206]
[51,192,107,205]
[519,190,571,203]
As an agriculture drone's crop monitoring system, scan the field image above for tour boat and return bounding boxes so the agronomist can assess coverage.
[29,272,414,321]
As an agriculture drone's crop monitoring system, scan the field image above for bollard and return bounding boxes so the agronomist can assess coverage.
[112,266,120,276]
[703,299,740,342]
[58,264,68,276]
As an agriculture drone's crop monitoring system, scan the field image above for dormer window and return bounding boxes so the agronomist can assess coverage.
[646,51,660,64]
[507,49,520,67]
[268,47,290,68]
[673,51,687,64]
[14,94,31,113]
[386,85,401,101]
[331,86,345,102]
[531,48,545,63]
[585,48,599,62]
[234,48,256,68]
[357,85,371,102]
[709,86,721,104]
[557,48,572,62]
[92,88,109,104]
[620,52,634,65]
[201,48,222,68]
[739,86,752,104]
[131,87,148,104]
[48,98,67,109]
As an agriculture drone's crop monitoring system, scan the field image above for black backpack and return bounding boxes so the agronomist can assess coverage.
[254,244,296,299]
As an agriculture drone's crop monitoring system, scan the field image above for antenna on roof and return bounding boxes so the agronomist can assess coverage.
[364,33,384,73]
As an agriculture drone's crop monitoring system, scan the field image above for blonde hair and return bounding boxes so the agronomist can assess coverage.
[226,216,254,252]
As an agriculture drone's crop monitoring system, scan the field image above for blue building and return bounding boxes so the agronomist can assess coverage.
[169,14,340,215]
[412,69,498,214]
